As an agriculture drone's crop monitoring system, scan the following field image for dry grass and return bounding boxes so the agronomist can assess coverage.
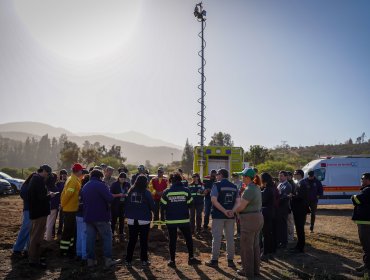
[0,196,365,279]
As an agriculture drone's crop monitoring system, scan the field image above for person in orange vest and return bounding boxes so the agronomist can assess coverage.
[149,167,168,227]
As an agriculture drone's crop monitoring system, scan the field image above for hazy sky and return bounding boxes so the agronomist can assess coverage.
[1,0,369,149]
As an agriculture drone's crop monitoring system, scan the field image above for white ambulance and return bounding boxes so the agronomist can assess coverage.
[302,156,370,204]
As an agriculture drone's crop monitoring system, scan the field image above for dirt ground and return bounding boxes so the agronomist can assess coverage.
[0,195,366,280]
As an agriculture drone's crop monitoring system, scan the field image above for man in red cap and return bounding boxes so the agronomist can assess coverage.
[60,163,84,257]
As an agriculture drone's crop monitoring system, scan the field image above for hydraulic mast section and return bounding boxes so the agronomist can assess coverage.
[194,2,207,179]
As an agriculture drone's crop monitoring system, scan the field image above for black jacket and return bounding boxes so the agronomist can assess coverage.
[352,185,370,222]
[291,179,309,214]
[28,174,50,220]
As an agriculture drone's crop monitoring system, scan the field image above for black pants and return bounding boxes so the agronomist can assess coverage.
[308,201,318,230]
[358,224,370,269]
[60,212,76,256]
[262,215,275,254]
[125,221,150,262]
[57,209,64,235]
[277,208,288,246]
[167,225,193,261]
[154,200,165,222]
[293,209,307,251]
[111,203,125,235]
[190,202,203,232]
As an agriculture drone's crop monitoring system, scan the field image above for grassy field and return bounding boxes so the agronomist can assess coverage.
[0,196,366,279]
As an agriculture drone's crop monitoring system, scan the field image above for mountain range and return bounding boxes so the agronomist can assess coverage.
[0,122,183,165]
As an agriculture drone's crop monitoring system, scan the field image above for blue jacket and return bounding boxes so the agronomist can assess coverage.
[160,182,193,226]
[211,179,238,219]
[82,177,113,223]
[125,189,155,221]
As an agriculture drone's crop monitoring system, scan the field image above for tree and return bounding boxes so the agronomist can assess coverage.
[244,145,271,166]
[181,139,194,173]
[37,134,51,164]
[208,132,234,146]
[257,160,295,178]
[59,141,80,169]
[80,148,100,167]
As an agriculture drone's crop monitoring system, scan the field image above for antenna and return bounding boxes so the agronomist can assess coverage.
[194,2,206,179]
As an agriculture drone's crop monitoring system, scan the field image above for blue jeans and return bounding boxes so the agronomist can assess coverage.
[86,221,112,260]
[76,216,87,259]
[13,210,31,252]
[203,197,212,228]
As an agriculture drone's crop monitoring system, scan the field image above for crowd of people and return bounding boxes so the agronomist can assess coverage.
[10,162,370,278]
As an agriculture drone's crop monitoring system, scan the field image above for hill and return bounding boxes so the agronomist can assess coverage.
[68,135,181,165]
[0,122,74,137]
[0,122,183,165]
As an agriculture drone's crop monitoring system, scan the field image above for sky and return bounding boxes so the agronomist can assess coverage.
[0,0,369,149]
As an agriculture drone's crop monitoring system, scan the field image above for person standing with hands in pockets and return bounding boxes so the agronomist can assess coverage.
[205,169,239,268]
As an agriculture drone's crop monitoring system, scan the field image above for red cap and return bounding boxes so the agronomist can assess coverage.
[72,163,85,172]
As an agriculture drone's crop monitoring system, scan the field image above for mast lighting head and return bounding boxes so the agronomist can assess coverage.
[194,2,206,20]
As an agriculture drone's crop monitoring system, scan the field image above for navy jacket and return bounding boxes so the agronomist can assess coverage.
[211,179,238,219]
[160,182,193,227]
[352,185,370,223]
[188,183,204,205]
[306,177,323,203]
[125,189,155,221]
[82,177,113,223]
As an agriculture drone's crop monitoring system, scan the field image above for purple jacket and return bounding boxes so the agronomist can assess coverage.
[81,177,113,223]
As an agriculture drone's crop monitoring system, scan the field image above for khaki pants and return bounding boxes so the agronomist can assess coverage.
[45,209,58,241]
[211,219,235,260]
[29,216,47,263]
[240,213,264,277]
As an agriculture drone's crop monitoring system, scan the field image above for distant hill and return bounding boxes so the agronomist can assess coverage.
[78,131,182,149]
[68,135,181,165]
[0,122,74,138]
[0,131,41,142]
[0,122,183,164]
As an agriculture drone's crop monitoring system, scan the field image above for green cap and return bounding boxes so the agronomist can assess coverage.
[236,168,256,179]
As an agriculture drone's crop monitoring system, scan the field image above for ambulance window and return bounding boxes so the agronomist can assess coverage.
[314,168,325,181]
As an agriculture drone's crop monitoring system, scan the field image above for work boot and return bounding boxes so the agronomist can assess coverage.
[205,259,218,267]
[227,259,236,267]
[188,257,201,265]
[355,264,365,272]
[87,259,97,268]
[104,257,121,268]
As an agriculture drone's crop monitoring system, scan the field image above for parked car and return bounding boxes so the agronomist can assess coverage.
[0,179,12,195]
[0,172,25,193]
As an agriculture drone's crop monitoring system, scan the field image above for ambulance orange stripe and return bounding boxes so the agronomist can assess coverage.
[323,186,361,192]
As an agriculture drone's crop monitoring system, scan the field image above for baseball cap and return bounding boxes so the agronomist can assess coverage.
[308,170,314,177]
[138,165,145,171]
[158,167,164,172]
[40,164,52,174]
[106,166,114,171]
[236,168,256,179]
[72,163,85,172]
[59,169,68,175]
